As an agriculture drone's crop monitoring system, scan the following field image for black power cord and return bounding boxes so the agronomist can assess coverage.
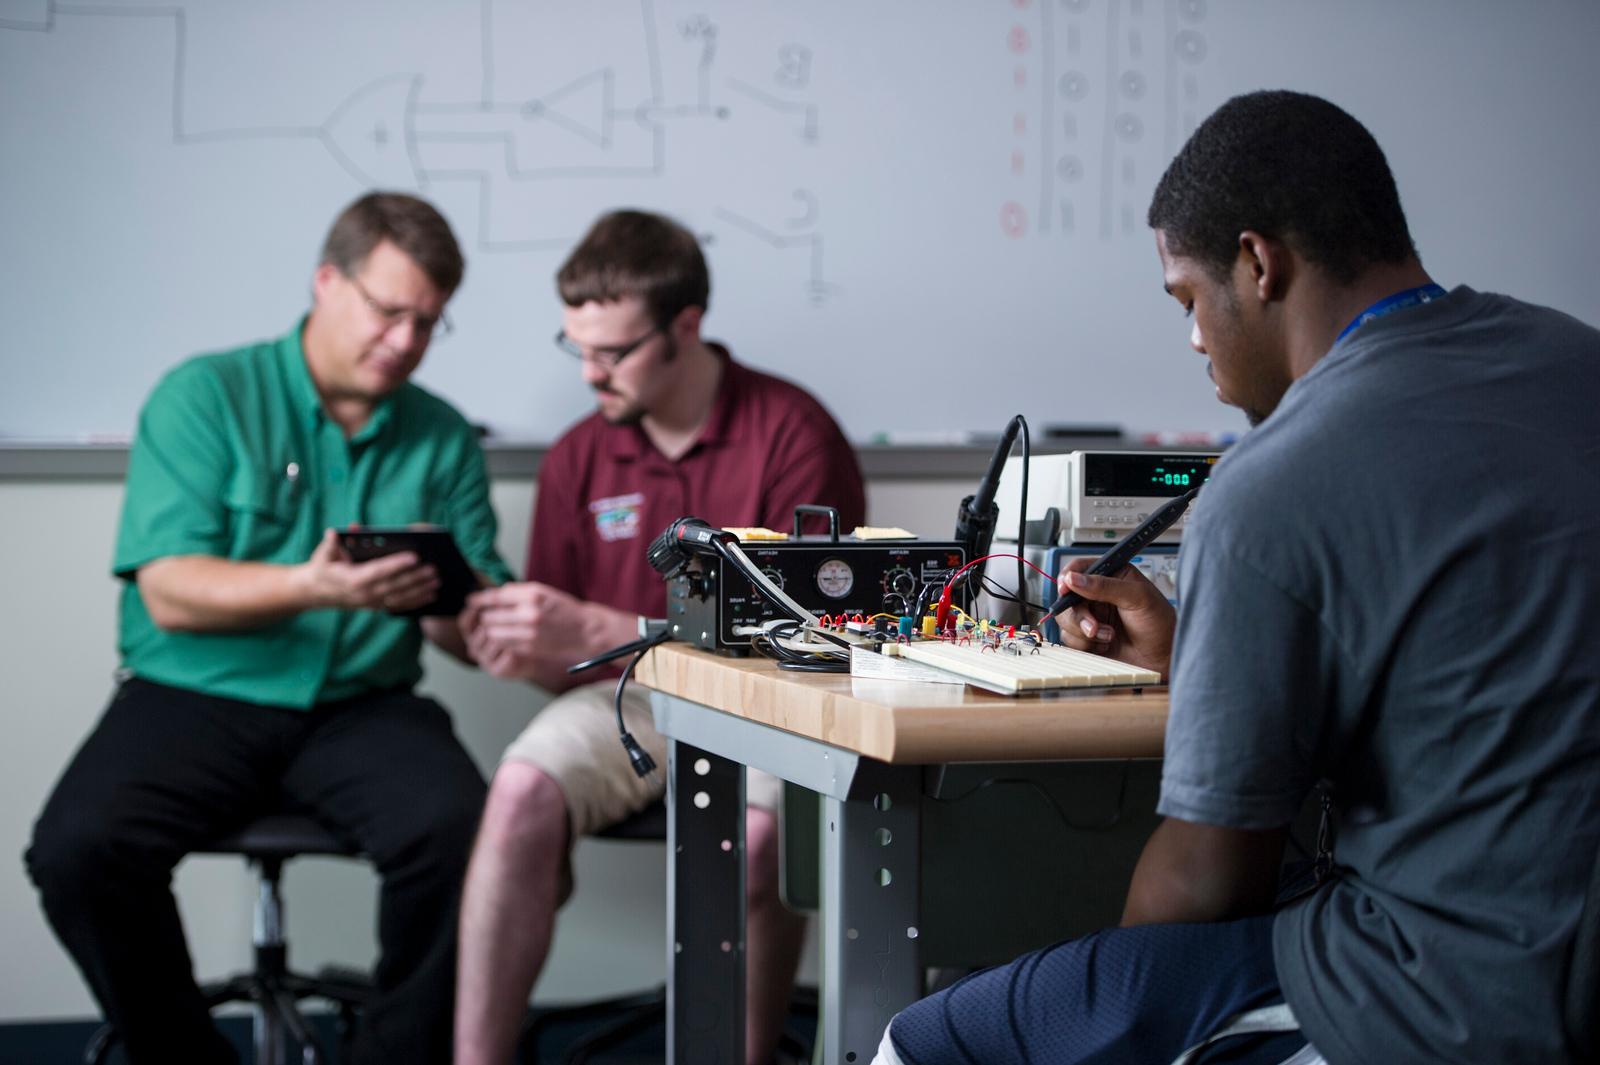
[613,635,670,779]
[1016,416,1030,617]
[978,573,1051,615]
[568,625,672,781]
[748,621,850,673]
[930,763,1131,834]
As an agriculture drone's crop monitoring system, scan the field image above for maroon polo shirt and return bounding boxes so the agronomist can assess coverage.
[526,346,866,618]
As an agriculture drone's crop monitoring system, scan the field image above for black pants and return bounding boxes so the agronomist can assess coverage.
[25,678,488,1065]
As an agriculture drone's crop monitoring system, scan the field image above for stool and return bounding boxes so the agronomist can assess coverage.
[84,811,373,1065]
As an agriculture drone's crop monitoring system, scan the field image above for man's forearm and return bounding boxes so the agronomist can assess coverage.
[423,616,473,664]
[137,555,317,632]
[1121,817,1287,927]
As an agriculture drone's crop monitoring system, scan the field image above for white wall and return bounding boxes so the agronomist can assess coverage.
[0,473,963,1022]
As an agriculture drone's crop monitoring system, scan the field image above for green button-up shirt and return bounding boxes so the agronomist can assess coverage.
[113,320,512,709]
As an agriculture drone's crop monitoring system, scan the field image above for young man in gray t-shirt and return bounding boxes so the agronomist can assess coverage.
[875,91,1600,1065]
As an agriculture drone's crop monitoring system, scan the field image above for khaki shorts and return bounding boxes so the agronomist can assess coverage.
[503,679,783,839]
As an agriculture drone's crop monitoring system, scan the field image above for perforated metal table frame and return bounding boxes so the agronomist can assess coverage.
[655,691,923,1065]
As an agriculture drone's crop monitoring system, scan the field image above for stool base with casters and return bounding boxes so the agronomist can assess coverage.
[84,812,372,1065]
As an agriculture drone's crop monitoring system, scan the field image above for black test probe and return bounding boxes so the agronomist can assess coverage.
[1041,487,1200,623]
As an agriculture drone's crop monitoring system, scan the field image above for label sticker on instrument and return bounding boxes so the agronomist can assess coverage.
[589,492,644,543]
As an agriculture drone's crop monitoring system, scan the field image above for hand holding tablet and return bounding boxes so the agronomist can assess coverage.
[337,525,481,616]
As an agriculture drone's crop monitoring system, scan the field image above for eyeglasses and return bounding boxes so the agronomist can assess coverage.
[348,274,453,339]
[554,327,661,370]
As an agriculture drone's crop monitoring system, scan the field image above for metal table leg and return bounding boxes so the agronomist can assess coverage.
[667,739,745,1064]
[652,691,922,1064]
[823,765,923,1065]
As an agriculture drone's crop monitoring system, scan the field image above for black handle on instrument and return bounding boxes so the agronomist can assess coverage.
[792,505,841,541]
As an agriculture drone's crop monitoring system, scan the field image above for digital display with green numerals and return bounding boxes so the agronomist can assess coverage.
[1084,453,1218,497]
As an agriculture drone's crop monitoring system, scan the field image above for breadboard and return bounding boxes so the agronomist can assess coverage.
[879,641,1160,693]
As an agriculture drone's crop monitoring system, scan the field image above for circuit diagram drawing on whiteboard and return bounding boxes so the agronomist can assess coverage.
[58,2,1566,447]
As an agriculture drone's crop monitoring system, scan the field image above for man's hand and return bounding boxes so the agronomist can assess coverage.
[1052,558,1177,678]
[139,532,438,633]
[461,582,637,689]
[295,528,440,614]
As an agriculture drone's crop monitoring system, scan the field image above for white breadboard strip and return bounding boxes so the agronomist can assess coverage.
[883,641,1160,692]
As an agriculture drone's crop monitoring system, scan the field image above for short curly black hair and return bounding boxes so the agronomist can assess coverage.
[1148,91,1417,284]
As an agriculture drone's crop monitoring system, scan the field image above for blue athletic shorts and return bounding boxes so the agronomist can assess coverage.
[882,915,1309,1065]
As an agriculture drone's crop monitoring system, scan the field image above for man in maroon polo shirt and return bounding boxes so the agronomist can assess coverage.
[454,209,865,1065]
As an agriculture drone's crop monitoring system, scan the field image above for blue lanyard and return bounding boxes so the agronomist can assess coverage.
[1336,284,1447,343]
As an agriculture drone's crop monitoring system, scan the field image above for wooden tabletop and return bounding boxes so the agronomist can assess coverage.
[635,642,1169,764]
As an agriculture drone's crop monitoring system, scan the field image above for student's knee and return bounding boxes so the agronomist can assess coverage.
[26,800,125,908]
[478,761,570,857]
[388,772,491,874]
[744,804,784,907]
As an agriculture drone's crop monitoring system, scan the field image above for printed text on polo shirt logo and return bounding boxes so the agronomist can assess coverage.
[588,492,645,543]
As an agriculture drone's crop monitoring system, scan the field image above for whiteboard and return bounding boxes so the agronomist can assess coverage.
[4,0,1598,443]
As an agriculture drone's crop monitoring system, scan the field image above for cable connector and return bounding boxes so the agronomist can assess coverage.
[619,730,657,779]
[934,584,954,631]
[569,620,673,676]
[611,632,669,780]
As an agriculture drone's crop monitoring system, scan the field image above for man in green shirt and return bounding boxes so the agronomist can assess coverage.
[26,193,510,1064]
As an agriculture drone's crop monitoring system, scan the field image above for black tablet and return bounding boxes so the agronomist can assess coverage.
[337,526,480,617]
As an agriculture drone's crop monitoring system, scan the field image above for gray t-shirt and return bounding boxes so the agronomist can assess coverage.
[1160,287,1600,1064]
